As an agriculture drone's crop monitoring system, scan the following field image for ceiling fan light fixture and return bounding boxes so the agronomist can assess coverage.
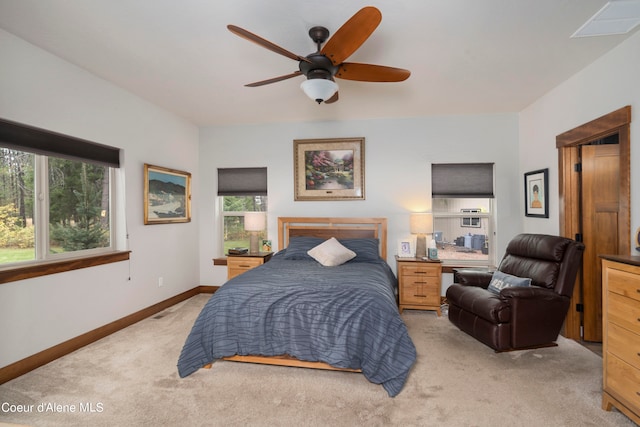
[229,7,407,104]
[300,79,338,104]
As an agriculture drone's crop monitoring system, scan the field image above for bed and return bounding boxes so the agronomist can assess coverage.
[177,217,416,397]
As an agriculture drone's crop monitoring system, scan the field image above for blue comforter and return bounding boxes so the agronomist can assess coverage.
[177,252,416,397]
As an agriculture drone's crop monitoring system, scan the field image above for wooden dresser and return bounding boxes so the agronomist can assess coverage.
[396,256,442,315]
[601,255,640,425]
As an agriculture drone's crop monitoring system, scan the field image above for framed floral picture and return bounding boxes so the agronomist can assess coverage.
[293,137,365,201]
[144,163,191,224]
[524,168,549,218]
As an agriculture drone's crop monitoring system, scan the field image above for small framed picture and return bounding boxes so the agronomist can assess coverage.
[524,168,549,218]
[397,239,415,258]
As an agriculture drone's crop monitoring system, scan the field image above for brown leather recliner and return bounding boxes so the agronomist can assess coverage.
[446,234,585,352]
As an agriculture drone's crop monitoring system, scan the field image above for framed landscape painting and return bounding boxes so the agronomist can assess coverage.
[144,164,191,224]
[293,137,365,201]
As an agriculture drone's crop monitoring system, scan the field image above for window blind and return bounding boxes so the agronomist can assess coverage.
[218,167,267,196]
[431,163,494,198]
[0,118,120,168]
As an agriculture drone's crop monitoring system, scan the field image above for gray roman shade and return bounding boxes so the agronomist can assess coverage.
[431,163,494,198]
[218,167,267,196]
[0,117,120,168]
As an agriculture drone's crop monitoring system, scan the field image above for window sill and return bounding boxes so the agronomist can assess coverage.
[441,263,495,274]
[0,251,131,285]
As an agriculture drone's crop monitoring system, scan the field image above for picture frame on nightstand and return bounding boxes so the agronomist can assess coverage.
[397,238,415,258]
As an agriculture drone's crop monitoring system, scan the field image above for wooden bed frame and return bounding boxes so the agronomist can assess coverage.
[204,216,388,372]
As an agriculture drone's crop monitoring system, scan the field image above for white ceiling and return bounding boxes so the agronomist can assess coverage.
[0,0,638,126]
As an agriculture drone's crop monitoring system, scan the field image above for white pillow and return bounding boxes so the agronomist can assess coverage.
[307,237,356,267]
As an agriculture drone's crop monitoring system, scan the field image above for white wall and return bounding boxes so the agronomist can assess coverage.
[520,30,640,253]
[198,114,522,288]
[0,29,200,367]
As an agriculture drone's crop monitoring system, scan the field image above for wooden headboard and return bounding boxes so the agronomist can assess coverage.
[278,217,388,259]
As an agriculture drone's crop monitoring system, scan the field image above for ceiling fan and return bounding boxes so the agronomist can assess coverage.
[227,6,410,104]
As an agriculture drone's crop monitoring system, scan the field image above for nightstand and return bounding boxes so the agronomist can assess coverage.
[396,256,442,315]
[227,252,273,279]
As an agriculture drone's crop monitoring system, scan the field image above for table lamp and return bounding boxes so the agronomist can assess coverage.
[244,212,266,254]
[410,213,433,258]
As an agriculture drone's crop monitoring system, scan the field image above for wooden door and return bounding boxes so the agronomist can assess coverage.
[581,144,620,342]
[557,106,631,342]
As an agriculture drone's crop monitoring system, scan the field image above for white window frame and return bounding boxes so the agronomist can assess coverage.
[2,154,116,268]
[460,208,482,228]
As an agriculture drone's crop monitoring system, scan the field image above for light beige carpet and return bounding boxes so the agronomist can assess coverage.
[0,294,634,427]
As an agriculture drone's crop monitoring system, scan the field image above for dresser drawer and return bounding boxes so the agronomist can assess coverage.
[608,322,640,371]
[604,354,640,411]
[607,264,640,304]
[602,257,640,424]
[608,292,640,336]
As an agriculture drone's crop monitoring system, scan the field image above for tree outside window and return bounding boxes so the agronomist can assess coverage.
[0,148,112,265]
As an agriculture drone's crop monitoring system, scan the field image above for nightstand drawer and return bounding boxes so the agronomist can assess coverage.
[402,275,439,287]
[227,252,273,280]
[227,257,264,269]
[228,267,254,279]
[399,264,439,277]
[401,282,440,306]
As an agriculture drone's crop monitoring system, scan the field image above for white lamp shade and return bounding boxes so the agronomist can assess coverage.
[410,213,433,234]
[244,212,266,231]
[300,79,338,103]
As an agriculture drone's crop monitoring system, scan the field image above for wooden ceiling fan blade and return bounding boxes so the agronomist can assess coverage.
[245,71,303,87]
[325,91,339,104]
[321,7,382,65]
[335,63,410,82]
[228,25,312,64]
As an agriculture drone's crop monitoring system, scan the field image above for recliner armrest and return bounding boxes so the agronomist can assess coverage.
[500,286,561,300]
[453,270,493,288]
[499,285,570,349]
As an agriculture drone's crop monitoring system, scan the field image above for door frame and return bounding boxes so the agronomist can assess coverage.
[556,105,631,340]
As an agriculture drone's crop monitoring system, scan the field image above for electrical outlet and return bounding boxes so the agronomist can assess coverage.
[158,277,164,287]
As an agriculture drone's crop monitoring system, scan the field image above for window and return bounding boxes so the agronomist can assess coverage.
[0,150,113,265]
[218,168,267,254]
[432,199,492,265]
[221,195,267,253]
[460,209,481,228]
[0,118,123,278]
[431,163,495,267]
